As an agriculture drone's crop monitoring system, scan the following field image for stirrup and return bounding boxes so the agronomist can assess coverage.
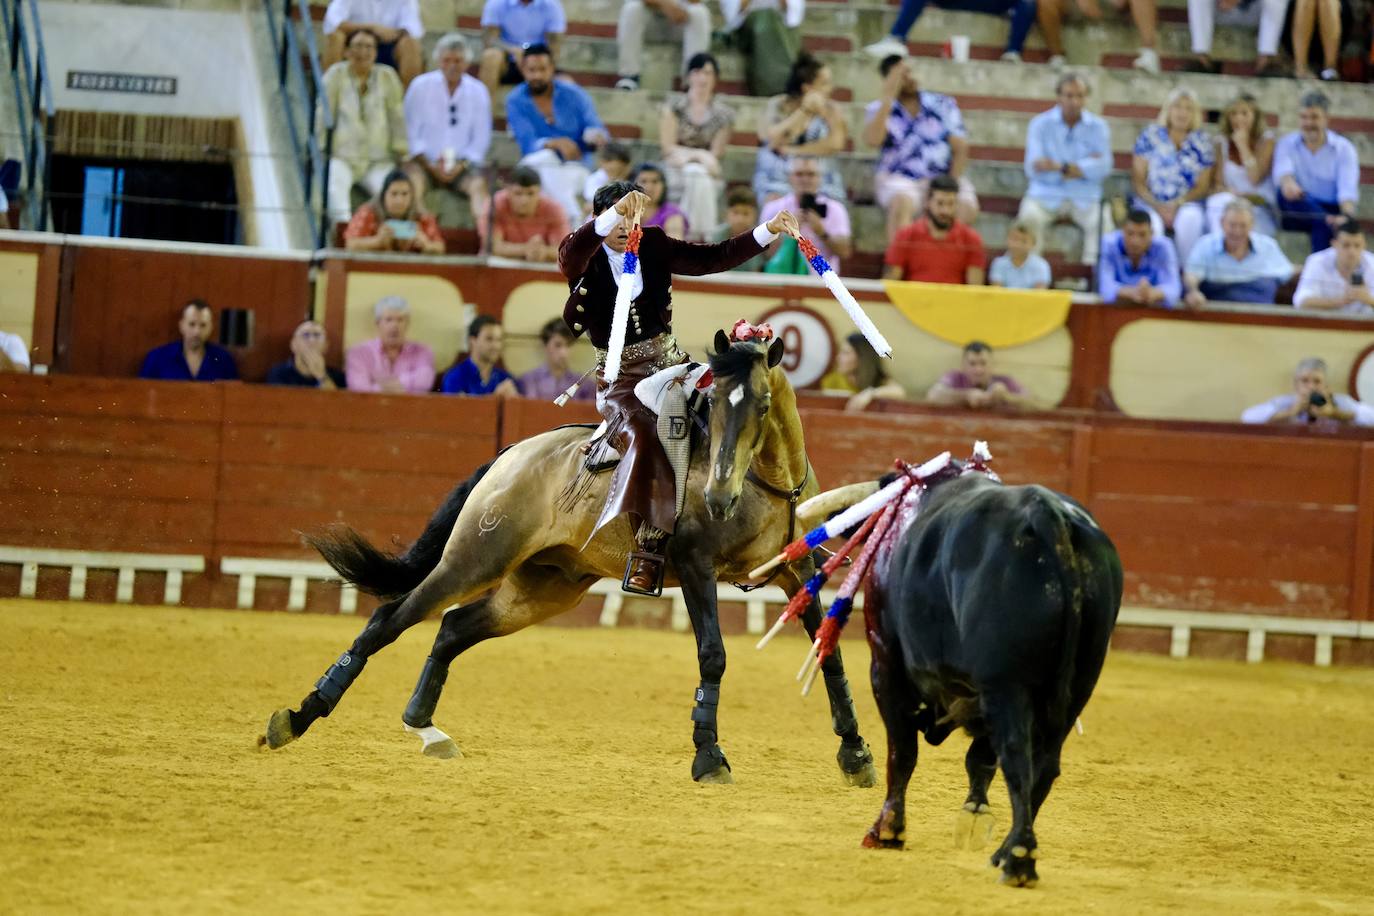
[623,550,666,597]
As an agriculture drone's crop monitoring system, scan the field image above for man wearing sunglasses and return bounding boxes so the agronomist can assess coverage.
[267,321,347,389]
[403,33,492,228]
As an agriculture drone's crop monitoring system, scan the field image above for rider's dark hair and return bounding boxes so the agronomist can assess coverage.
[592,180,641,216]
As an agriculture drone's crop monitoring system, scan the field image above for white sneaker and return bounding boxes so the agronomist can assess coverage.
[1319,68,1339,81]
[1049,53,1067,70]
[863,36,908,58]
[1000,51,1022,63]
[1132,47,1160,74]
[614,76,639,91]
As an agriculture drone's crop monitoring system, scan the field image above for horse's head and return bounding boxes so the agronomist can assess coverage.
[704,328,785,521]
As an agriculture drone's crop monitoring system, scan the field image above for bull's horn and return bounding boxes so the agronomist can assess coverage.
[796,481,879,530]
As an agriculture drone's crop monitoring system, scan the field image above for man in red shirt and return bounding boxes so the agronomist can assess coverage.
[481,165,571,261]
[883,174,986,284]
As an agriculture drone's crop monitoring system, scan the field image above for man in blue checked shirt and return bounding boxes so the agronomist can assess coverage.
[505,43,610,223]
[1274,91,1360,254]
[1016,73,1114,265]
[1098,209,1181,308]
[1183,199,1296,307]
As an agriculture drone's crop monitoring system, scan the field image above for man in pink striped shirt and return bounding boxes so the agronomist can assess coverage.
[345,295,437,393]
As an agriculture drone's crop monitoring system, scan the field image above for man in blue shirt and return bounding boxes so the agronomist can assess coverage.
[1183,199,1295,307]
[441,314,518,396]
[1098,209,1181,308]
[1017,73,1114,264]
[1274,91,1360,254]
[505,43,610,222]
[138,299,239,382]
[477,0,565,92]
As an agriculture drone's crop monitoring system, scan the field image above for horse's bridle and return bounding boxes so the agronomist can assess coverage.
[734,461,812,593]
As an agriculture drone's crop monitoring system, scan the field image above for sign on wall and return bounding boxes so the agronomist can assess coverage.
[66,71,177,95]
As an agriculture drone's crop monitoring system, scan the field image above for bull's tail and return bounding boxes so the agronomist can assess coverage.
[1026,489,1084,732]
[304,458,498,598]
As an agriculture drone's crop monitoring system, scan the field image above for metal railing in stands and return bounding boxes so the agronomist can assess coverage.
[0,0,54,230]
[263,0,333,247]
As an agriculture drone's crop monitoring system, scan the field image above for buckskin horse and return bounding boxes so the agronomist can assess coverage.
[259,330,878,787]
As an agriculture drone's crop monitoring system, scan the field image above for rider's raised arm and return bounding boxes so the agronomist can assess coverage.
[557,209,619,279]
[664,222,778,276]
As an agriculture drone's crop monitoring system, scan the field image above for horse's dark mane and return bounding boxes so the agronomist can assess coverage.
[707,341,765,383]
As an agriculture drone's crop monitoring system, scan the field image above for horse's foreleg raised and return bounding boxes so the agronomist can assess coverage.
[673,554,732,784]
[785,559,878,788]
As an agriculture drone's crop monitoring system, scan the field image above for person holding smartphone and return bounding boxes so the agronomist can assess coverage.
[1293,219,1374,316]
[343,170,445,254]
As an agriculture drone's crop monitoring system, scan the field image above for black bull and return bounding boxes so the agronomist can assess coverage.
[859,472,1122,887]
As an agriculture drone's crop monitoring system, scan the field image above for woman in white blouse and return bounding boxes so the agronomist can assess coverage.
[1205,94,1278,238]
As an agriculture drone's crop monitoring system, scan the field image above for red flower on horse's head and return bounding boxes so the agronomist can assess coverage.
[729,319,775,343]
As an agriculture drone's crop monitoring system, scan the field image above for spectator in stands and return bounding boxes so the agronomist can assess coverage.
[1018,72,1112,265]
[345,296,436,394]
[760,156,852,274]
[634,164,688,239]
[1131,87,1213,265]
[139,299,239,382]
[615,0,711,91]
[819,333,906,413]
[1098,209,1181,308]
[861,0,1038,64]
[482,166,571,262]
[506,43,611,222]
[583,143,633,212]
[989,221,1053,290]
[1117,0,1162,73]
[266,321,347,389]
[442,315,519,396]
[1205,94,1278,239]
[1182,199,1296,307]
[863,55,977,243]
[1290,0,1341,80]
[712,187,766,272]
[343,170,446,254]
[402,34,492,229]
[1241,356,1374,426]
[479,0,567,93]
[0,328,29,373]
[718,0,804,98]
[659,53,734,240]
[321,28,408,225]
[0,185,8,230]
[754,52,847,205]
[1274,91,1359,254]
[884,175,986,285]
[322,0,423,86]
[1036,0,1106,68]
[1292,219,1374,315]
[926,341,1034,411]
[1186,0,1289,76]
[519,317,595,401]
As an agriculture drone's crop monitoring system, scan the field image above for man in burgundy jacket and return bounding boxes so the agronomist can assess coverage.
[558,180,799,593]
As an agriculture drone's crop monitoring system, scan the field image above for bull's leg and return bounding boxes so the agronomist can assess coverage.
[787,561,876,788]
[953,736,999,850]
[403,564,596,759]
[673,555,732,784]
[861,658,920,849]
[983,687,1040,887]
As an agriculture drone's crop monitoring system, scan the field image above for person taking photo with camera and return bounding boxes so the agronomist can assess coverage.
[1241,356,1374,428]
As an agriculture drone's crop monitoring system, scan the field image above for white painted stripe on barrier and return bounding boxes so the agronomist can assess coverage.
[236,574,257,610]
[164,569,183,605]
[339,584,358,615]
[0,547,203,571]
[746,599,766,635]
[1315,634,1333,667]
[1170,625,1191,659]
[68,566,87,601]
[1246,629,1265,664]
[19,562,37,598]
[220,558,362,612]
[115,568,135,603]
[671,594,689,633]
[598,591,622,628]
[287,576,308,612]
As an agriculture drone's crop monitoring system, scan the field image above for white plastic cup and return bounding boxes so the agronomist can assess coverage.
[441,146,458,171]
[950,35,971,63]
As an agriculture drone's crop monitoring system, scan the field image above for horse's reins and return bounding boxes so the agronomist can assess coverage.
[732,462,812,592]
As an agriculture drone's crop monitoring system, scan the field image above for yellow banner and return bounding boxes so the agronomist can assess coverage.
[882,281,1072,349]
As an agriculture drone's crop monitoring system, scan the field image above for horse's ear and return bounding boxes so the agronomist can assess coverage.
[714,329,731,356]
[767,337,785,369]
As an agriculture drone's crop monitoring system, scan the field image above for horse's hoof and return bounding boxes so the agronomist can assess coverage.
[999,859,1040,888]
[258,709,296,750]
[695,765,734,784]
[861,831,904,850]
[953,803,997,851]
[404,723,462,759]
[837,741,878,788]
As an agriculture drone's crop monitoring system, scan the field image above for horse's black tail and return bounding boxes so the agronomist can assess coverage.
[304,458,499,599]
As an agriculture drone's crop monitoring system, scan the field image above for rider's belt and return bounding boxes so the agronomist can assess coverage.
[595,333,685,373]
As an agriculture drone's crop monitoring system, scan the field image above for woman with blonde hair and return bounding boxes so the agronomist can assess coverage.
[1131,87,1213,262]
[1205,94,1278,237]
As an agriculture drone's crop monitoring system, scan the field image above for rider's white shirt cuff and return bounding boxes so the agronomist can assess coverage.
[594,209,620,236]
[753,223,778,246]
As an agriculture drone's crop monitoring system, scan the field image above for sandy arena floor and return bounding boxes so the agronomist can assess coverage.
[2,599,1372,915]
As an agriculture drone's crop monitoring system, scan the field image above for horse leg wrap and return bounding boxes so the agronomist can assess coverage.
[402,656,448,728]
[313,651,366,715]
[824,674,860,741]
[690,681,721,746]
